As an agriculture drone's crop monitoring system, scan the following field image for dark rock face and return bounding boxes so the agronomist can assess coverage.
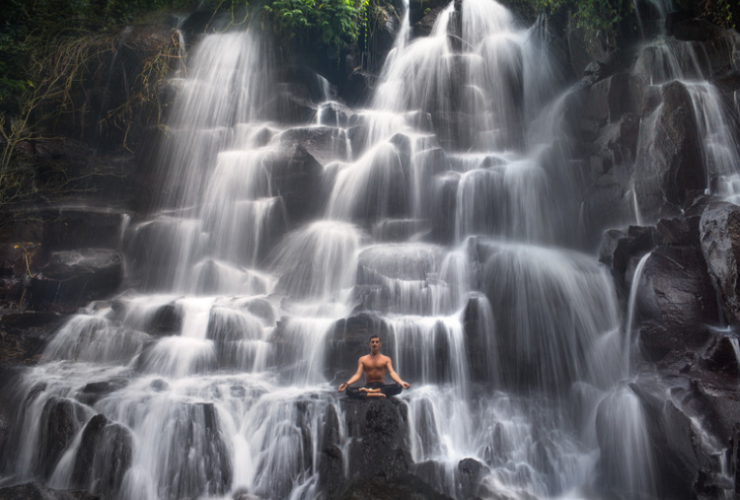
[31,249,123,307]
[0,483,100,500]
[71,414,133,496]
[40,208,126,252]
[666,12,722,42]
[635,81,704,220]
[637,246,719,362]
[0,312,66,365]
[699,202,740,327]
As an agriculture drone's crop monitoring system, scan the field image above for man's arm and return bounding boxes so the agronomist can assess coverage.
[386,358,410,389]
[338,358,365,392]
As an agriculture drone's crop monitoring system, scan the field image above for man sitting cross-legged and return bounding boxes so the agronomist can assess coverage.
[337,335,410,398]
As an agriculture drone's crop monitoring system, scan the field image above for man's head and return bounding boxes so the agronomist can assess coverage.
[368,335,381,354]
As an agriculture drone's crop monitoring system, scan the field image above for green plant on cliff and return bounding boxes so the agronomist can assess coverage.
[530,0,633,43]
[262,0,366,48]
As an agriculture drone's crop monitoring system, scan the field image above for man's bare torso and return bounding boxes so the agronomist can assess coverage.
[360,354,389,384]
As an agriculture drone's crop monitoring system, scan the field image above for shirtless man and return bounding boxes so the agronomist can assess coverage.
[338,335,410,398]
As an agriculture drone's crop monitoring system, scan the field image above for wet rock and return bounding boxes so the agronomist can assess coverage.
[76,379,129,406]
[457,458,490,499]
[317,404,344,497]
[581,180,632,250]
[342,397,411,480]
[462,294,496,383]
[335,474,453,500]
[637,246,718,362]
[0,312,66,365]
[30,249,123,307]
[430,111,475,151]
[40,397,91,478]
[584,72,636,124]
[658,214,702,247]
[430,172,460,244]
[700,335,740,377]
[277,126,350,167]
[317,101,354,128]
[325,313,391,384]
[147,303,182,336]
[413,6,446,38]
[342,70,378,107]
[700,202,740,327]
[0,482,100,500]
[629,379,699,500]
[40,208,126,251]
[274,66,334,104]
[265,144,324,224]
[666,12,722,42]
[242,297,276,326]
[372,219,431,242]
[598,225,657,280]
[270,89,317,124]
[634,81,704,220]
[71,414,133,496]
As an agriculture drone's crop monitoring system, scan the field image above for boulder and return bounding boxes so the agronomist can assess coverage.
[71,414,133,496]
[699,202,740,327]
[342,397,411,480]
[30,249,123,307]
[634,81,704,220]
[40,397,92,478]
[147,303,183,336]
[457,457,490,499]
[0,483,99,500]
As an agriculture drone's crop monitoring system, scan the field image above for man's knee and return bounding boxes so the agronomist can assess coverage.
[381,384,402,397]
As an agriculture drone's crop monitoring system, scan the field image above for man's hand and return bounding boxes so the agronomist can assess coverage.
[401,381,410,389]
[338,382,348,392]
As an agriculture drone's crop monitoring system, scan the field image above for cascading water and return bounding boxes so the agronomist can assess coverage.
[3,1,719,499]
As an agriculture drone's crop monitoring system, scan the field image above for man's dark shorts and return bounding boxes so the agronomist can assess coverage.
[346,382,402,399]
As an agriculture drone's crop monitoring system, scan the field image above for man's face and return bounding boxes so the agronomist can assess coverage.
[369,338,381,354]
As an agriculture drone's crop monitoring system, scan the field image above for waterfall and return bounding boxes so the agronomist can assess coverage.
[3,0,715,499]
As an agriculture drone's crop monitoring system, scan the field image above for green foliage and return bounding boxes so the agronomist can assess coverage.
[696,0,740,29]
[263,0,368,49]
[528,0,633,43]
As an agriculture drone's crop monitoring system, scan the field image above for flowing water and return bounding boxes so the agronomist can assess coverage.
[3,1,738,499]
